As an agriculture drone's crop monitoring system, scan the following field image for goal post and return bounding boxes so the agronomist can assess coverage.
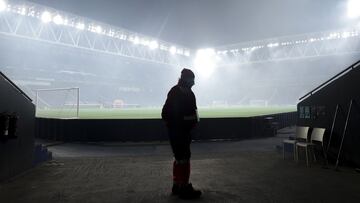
[35,87,80,118]
[249,99,269,107]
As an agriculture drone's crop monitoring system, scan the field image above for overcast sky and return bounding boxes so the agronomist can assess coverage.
[28,0,355,49]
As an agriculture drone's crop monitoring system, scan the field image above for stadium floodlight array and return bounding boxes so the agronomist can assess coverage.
[214,28,360,65]
[0,0,191,66]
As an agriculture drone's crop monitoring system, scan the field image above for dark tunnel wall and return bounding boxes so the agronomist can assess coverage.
[0,72,35,182]
[297,61,360,166]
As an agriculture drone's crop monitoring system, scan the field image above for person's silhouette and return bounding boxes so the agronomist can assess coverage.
[162,68,201,199]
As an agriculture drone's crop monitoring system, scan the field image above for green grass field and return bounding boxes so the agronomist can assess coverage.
[36,106,296,119]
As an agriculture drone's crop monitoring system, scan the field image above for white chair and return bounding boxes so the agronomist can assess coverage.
[283,126,309,160]
[296,128,326,167]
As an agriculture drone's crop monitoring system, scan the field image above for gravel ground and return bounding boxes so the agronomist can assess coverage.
[1,130,360,202]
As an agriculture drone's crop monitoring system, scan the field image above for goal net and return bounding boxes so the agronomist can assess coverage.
[249,99,269,107]
[35,87,79,118]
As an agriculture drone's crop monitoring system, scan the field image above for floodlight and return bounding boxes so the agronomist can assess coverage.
[342,32,350,38]
[41,11,52,23]
[119,34,127,40]
[95,25,102,34]
[169,46,177,55]
[19,7,26,15]
[28,9,35,17]
[193,48,218,78]
[107,29,115,37]
[347,0,360,18]
[149,40,159,50]
[184,50,190,57]
[133,36,140,45]
[267,43,279,48]
[76,22,85,30]
[0,0,6,12]
[140,38,150,46]
[53,14,63,25]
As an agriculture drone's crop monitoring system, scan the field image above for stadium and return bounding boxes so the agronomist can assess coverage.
[1,0,360,202]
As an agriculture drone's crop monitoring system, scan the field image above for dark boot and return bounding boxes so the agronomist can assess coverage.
[178,183,202,199]
[172,183,180,195]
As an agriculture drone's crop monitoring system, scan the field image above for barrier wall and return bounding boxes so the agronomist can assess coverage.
[0,72,35,182]
[298,61,360,166]
[35,112,297,142]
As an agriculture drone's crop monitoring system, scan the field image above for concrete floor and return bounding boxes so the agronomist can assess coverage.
[1,127,360,202]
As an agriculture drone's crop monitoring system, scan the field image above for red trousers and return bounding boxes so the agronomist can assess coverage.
[173,160,190,185]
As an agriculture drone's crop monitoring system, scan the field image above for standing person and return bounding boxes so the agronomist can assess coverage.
[162,68,202,199]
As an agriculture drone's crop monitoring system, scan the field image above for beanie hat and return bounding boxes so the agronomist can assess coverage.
[180,68,195,79]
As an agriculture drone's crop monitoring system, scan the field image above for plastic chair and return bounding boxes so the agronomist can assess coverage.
[296,128,326,167]
[283,126,309,160]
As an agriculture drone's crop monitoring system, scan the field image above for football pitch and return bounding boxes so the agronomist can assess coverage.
[36,106,296,119]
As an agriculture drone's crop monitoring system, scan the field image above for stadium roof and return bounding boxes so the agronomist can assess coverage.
[28,0,356,49]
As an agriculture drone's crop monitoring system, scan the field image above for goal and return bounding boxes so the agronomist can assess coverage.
[35,87,80,118]
[249,99,269,107]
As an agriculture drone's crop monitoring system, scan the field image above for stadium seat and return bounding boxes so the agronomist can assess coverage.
[283,126,309,160]
[295,128,326,167]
